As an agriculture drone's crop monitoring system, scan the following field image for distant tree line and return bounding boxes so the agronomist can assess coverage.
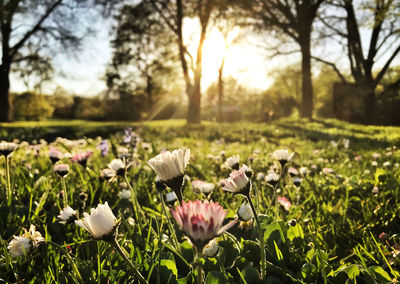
[1,0,400,124]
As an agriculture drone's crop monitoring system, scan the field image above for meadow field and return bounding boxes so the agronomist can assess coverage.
[1,118,400,283]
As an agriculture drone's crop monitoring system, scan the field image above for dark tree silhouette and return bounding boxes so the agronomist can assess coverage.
[0,0,108,122]
[145,0,220,124]
[107,2,178,111]
[315,0,400,124]
[237,0,325,119]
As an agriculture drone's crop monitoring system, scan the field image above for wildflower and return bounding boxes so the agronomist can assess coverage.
[342,138,350,149]
[71,152,93,167]
[371,161,378,167]
[170,200,237,248]
[277,196,292,211]
[293,177,302,187]
[98,140,109,157]
[58,206,77,224]
[372,153,380,159]
[237,202,254,222]
[256,172,265,181]
[54,163,69,177]
[299,167,308,176]
[222,170,250,195]
[165,191,178,206]
[100,168,116,181]
[372,186,379,194]
[379,232,388,240]
[108,159,126,176]
[191,180,215,195]
[141,142,152,152]
[119,189,131,200]
[354,156,361,161]
[288,167,299,177]
[7,225,44,257]
[148,148,190,204]
[75,202,117,240]
[203,239,219,258]
[8,236,31,257]
[383,161,391,168]
[265,172,280,187]
[272,149,294,167]
[240,164,253,178]
[330,141,338,148]
[322,168,334,175]
[225,155,240,170]
[0,141,18,157]
[49,148,63,164]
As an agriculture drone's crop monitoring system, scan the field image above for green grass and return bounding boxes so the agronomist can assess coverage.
[0,118,400,283]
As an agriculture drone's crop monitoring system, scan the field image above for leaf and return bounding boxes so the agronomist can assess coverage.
[287,223,304,241]
[160,259,178,283]
[301,263,316,280]
[369,266,392,282]
[341,264,360,280]
[240,265,260,284]
[264,220,287,245]
[374,168,387,184]
[205,271,227,284]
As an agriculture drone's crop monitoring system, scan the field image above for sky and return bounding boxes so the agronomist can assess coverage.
[9,4,399,97]
[10,16,288,97]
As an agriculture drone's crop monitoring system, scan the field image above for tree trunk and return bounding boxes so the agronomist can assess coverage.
[364,86,375,124]
[187,88,201,124]
[0,64,11,122]
[146,75,153,110]
[299,31,313,119]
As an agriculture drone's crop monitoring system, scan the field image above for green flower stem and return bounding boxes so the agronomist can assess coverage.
[5,156,12,206]
[124,175,145,230]
[61,176,68,207]
[246,193,266,280]
[159,191,181,254]
[216,255,226,276]
[194,246,204,284]
[46,241,83,284]
[110,237,148,284]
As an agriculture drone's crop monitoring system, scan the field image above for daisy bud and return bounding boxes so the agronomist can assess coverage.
[100,168,116,181]
[119,189,131,200]
[165,191,178,207]
[277,196,292,211]
[293,177,302,187]
[0,141,18,157]
[299,167,308,176]
[191,180,215,195]
[222,170,251,196]
[8,236,32,257]
[75,202,118,240]
[272,149,294,167]
[240,164,253,178]
[170,200,237,249]
[288,167,299,177]
[58,206,77,224]
[7,225,44,257]
[49,148,63,164]
[108,159,126,176]
[71,151,93,167]
[265,172,280,187]
[54,164,69,177]
[237,202,254,222]
[203,239,219,258]
[225,155,240,170]
[256,172,265,181]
